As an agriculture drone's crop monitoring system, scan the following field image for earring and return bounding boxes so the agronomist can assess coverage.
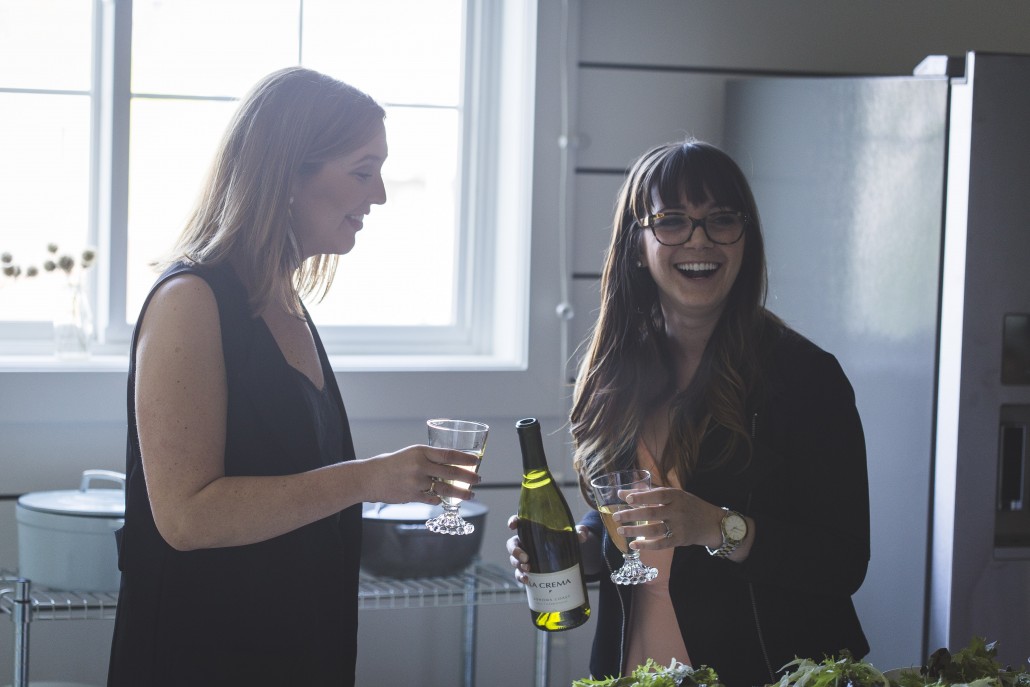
[635,259,645,268]
[289,196,294,205]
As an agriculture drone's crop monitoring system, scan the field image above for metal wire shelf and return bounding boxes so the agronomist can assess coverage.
[2,563,523,619]
[2,562,532,687]
[358,562,524,610]
[0,573,119,622]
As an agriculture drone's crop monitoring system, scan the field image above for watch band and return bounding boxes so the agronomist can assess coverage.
[706,507,745,558]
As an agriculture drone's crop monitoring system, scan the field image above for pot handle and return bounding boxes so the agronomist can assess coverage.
[80,469,127,492]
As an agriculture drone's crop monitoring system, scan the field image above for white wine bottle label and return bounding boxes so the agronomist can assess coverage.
[524,565,586,612]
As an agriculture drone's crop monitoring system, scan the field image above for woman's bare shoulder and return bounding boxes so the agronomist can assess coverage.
[139,272,222,349]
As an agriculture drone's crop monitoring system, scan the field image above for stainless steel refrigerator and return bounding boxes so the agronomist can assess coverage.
[721,52,1030,671]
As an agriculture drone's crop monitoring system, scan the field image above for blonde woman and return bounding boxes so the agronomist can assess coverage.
[108,67,478,687]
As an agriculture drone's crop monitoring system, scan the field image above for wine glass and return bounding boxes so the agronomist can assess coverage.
[425,419,489,535]
[589,469,659,584]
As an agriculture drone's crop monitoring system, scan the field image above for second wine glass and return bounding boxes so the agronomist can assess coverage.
[590,468,659,584]
[425,418,489,535]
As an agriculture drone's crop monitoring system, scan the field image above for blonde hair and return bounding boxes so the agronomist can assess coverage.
[166,66,386,316]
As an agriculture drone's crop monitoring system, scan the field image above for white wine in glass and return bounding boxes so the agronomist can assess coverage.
[598,503,652,554]
[425,419,488,535]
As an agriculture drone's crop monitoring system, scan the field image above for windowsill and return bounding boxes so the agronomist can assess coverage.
[327,353,527,373]
[0,353,130,373]
[0,349,549,422]
[0,352,527,374]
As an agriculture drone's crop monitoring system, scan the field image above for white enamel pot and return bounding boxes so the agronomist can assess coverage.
[16,469,126,593]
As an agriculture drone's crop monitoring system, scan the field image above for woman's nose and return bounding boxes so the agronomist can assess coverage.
[371,175,387,206]
[686,219,714,246]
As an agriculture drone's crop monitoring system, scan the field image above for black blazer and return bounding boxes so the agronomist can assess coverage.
[583,323,870,687]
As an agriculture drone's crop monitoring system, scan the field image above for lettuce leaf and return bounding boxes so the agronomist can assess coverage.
[774,651,890,687]
[888,637,1030,687]
[572,658,723,687]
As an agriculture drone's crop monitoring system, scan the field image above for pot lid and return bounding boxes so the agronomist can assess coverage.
[18,488,125,518]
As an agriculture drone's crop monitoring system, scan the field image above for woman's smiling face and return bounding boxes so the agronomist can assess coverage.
[639,191,746,328]
[289,120,388,259]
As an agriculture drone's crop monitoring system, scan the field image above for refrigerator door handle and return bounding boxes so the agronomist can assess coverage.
[998,422,1026,512]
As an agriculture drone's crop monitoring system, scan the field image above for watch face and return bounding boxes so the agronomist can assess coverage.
[724,513,747,541]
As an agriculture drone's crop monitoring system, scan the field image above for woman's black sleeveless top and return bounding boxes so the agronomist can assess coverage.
[108,262,361,687]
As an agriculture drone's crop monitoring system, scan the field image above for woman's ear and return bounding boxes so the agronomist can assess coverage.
[635,237,648,269]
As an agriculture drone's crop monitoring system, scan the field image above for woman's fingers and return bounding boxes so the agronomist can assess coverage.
[414,446,482,502]
[426,447,482,471]
[505,532,530,582]
[622,486,675,505]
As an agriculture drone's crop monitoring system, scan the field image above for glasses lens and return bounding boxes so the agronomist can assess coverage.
[649,211,744,245]
[705,211,745,243]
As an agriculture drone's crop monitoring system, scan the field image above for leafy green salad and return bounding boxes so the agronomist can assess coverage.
[572,639,1027,687]
[772,651,890,687]
[772,638,1029,687]
[572,658,724,687]
[891,637,1030,687]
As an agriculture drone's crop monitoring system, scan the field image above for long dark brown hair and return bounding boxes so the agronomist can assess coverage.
[571,139,781,500]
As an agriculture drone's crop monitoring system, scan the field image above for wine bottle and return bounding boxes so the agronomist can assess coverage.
[515,417,591,631]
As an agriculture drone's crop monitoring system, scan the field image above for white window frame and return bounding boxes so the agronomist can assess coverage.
[2,0,537,372]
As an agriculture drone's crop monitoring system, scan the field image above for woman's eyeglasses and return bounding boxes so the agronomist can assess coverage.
[638,210,747,246]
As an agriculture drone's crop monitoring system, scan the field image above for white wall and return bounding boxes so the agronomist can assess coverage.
[4,1,1030,684]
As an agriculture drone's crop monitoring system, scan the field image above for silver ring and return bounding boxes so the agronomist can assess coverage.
[421,478,438,498]
[662,521,673,539]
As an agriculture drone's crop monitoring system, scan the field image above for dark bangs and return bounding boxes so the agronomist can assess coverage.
[640,141,752,216]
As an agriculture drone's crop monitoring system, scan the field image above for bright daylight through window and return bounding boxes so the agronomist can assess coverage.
[0,0,534,366]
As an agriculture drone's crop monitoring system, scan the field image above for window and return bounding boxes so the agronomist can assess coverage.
[0,0,536,368]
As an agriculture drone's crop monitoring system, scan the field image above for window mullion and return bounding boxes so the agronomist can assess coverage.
[94,0,133,346]
[459,0,497,353]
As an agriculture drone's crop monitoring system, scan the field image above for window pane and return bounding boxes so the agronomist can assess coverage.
[306,106,459,326]
[124,0,467,333]
[0,93,90,321]
[131,0,300,96]
[302,0,462,106]
[0,0,91,91]
[125,98,238,320]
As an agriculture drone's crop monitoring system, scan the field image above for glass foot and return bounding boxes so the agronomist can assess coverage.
[426,513,475,535]
[611,558,658,585]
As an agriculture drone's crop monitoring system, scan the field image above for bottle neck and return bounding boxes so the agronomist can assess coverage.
[517,426,549,473]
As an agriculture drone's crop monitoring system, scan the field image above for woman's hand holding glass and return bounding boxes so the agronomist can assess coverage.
[362,443,481,506]
[611,486,739,556]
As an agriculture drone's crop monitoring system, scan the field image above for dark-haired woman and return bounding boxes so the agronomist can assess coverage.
[107,67,480,687]
[508,139,870,687]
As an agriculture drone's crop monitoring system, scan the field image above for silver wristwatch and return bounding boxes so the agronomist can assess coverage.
[706,507,747,558]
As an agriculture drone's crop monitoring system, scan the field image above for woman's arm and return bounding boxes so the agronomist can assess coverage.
[739,349,871,595]
[135,275,478,551]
